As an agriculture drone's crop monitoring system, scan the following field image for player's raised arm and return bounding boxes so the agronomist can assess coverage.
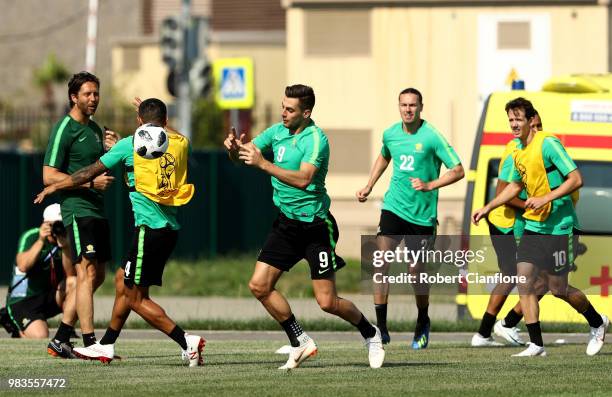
[357,153,390,202]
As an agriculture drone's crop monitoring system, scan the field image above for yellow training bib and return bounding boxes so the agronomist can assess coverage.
[488,140,520,229]
[512,132,578,222]
[133,131,194,206]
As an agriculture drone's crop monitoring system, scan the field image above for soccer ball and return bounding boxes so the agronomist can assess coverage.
[133,124,169,159]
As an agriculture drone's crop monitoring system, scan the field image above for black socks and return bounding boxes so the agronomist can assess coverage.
[375,304,388,332]
[478,312,496,338]
[581,304,604,328]
[100,327,121,345]
[82,332,97,347]
[168,325,188,350]
[353,314,376,339]
[280,314,305,347]
[526,322,544,347]
[503,309,523,328]
[53,322,74,343]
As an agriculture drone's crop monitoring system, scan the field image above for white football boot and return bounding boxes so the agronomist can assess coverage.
[73,342,114,364]
[278,334,318,370]
[183,334,206,367]
[365,325,385,369]
[494,320,526,346]
[471,333,504,347]
[586,314,609,356]
[511,342,546,357]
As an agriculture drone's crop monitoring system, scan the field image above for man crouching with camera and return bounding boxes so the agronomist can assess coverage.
[2,204,76,344]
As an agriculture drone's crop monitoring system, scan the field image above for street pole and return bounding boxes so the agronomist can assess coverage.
[230,109,239,134]
[178,0,192,139]
[85,0,98,73]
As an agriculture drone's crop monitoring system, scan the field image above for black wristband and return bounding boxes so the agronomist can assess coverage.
[89,180,94,189]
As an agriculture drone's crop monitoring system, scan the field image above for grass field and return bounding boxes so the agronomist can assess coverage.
[1,338,611,396]
[47,318,593,334]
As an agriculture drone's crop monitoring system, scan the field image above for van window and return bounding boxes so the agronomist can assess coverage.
[485,159,612,234]
[575,161,612,234]
[485,158,501,203]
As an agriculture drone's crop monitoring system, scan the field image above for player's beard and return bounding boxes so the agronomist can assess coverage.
[284,118,300,131]
[77,99,97,118]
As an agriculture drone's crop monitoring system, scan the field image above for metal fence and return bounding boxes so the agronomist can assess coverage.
[0,150,276,284]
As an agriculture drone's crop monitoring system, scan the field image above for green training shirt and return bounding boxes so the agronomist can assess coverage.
[43,115,105,224]
[509,137,579,235]
[252,120,331,222]
[6,228,64,306]
[99,137,180,230]
[380,120,461,227]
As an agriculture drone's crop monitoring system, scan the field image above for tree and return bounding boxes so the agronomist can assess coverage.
[33,53,69,115]
[191,98,225,148]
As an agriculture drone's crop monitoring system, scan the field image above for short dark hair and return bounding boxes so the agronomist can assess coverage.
[505,97,537,120]
[138,98,167,125]
[532,110,543,129]
[68,71,99,107]
[285,84,315,112]
[398,87,423,104]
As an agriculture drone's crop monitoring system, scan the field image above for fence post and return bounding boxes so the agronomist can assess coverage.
[18,154,28,233]
[113,168,125,269]
[208,152,218,258]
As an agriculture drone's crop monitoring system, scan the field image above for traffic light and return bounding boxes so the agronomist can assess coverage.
[160,16,183,69]
[166,68,177,97]
[189,57,212,99]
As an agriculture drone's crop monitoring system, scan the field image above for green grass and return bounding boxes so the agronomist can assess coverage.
[98,255,364,297]
[1,339,611,396]
[46,318,595,334]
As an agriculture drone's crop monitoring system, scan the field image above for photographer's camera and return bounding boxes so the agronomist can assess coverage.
[51,221,66,237]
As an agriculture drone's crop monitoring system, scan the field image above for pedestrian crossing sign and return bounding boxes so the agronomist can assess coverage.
[213,58,254,109]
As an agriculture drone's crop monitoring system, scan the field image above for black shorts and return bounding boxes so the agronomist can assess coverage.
[257,212,346,280]
[7,289,61,332]
[377,209,436,251]
[487,221,518,277]
[67,216,112,264]
[516,229,579,275]
[122,226,178,287]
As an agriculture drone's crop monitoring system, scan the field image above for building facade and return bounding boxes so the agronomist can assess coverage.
[284,0,610,255]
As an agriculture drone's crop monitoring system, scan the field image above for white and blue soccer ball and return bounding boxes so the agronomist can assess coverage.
[134,123,169,159]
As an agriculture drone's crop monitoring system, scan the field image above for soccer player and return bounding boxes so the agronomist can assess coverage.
[35,98,205,367]
[43,72,117,357]
[5,204,75,340]
[472,97,608,356]
[225,84,385,369]
[472,112,543,347]
[356,88,464,348]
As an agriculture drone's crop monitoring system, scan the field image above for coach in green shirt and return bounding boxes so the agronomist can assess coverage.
[42,72,117,356]
[225,84,385,370]
[356,88,464,349]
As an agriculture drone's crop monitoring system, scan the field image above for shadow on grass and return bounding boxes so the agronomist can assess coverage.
[381,362,459,368]
[120,354,178,360]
